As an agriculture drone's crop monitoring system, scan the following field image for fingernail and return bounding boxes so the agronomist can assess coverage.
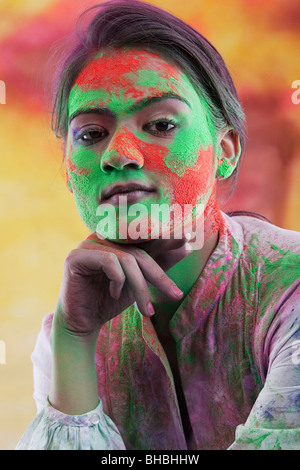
[172,286,184,297]
[147,301,155,316]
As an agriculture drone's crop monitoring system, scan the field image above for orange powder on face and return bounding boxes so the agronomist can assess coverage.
[141,140,215,209]
[68,48,220,236]
[74,49,182,99]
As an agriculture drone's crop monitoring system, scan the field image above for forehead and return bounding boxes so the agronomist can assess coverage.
[74,47,183,91]
[66,47,215,138]
[67,47,202,118]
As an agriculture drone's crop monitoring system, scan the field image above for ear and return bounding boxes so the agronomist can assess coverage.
[216,127,241,180]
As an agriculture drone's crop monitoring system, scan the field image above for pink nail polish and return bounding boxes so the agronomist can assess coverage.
[147,302,155,316]
[172,286,184,297]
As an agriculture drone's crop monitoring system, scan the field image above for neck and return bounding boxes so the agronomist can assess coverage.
[149,199,221,326]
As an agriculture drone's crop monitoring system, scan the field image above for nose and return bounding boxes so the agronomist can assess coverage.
[100,127,144,173]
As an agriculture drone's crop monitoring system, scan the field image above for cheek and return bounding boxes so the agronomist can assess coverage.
[66,141,95,195]
[142,141,215,208]
[171,146,215,207]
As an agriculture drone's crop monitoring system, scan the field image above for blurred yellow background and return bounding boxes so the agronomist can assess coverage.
[0,0,299,449]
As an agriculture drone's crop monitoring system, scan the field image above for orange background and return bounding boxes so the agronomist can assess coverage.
[0,0,299,449]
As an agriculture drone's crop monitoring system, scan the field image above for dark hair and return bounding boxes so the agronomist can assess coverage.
[49,0,246,188]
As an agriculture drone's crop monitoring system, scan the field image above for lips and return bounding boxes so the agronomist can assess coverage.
[100,180,157,202]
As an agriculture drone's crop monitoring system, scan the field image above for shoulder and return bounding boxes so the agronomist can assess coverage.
[221,212,300,319]
[225,213,300,284]
[224,213,300,378]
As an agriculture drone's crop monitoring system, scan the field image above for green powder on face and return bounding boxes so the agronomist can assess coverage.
[69,146,99,170]
[133,69,165,88]
[127,66,217,179]
[68,85,137,120]
[66,47,223,237]
[164,74,217,177]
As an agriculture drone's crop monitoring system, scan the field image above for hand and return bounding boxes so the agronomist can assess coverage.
[54,233,192,336]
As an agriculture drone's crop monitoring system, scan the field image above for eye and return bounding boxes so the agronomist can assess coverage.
[143,119,177,137]
[74,127,108,145]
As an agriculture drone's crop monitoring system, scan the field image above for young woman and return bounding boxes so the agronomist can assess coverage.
[17,0,300,450]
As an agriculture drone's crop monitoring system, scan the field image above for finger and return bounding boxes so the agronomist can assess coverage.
[76,237,189,301]
[119,247,187,301]
[102,263,126,300]
[93,239,190,299]
[73,245,162,313]
[118,253,155,317]
[69,249,126,299]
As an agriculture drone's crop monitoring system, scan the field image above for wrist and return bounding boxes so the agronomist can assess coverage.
[49,302,100,415]
[50,302,101,349]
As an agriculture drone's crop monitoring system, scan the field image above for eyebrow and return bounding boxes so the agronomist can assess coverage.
[68,92,191,125]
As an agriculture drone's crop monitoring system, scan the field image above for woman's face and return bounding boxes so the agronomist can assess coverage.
[66,47,220,242]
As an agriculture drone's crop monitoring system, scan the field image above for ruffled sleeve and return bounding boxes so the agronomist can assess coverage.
[15,397,126,450]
